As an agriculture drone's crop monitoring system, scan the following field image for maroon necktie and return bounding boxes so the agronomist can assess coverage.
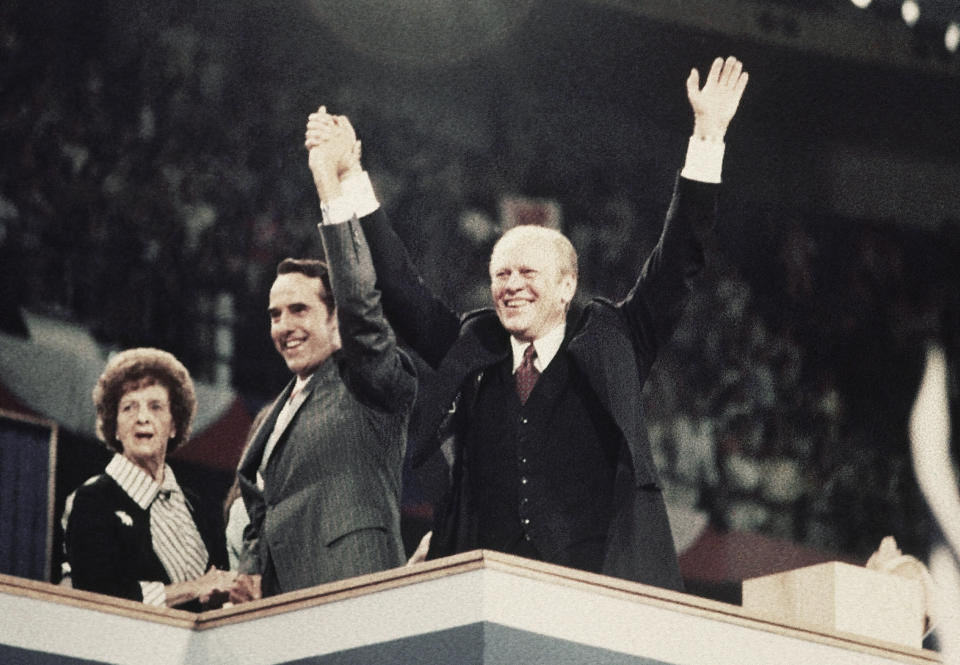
[515,343,540,405]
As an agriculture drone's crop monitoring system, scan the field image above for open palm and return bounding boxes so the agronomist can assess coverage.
[686,56,749,138]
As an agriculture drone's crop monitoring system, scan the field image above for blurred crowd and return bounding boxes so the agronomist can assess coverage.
[648,214,959,560]
[2,0,957,566]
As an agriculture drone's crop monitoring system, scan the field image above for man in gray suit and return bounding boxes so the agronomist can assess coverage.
[235,112,417,598]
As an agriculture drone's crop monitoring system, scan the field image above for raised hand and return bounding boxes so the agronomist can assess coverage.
[340,138,363,180]
[685,56,749,141]
[304,106,357,178]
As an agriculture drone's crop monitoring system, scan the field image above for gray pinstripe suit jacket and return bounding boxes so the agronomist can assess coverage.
[236,219,417,595]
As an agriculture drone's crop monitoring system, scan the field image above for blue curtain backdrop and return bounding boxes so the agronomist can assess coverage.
[0,413,56,582]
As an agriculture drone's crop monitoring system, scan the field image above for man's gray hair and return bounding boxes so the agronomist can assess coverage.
[491,225,578,279]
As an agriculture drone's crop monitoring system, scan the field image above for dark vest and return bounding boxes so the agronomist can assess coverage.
[467,349,621,572]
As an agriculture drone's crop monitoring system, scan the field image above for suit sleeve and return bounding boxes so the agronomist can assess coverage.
[237,474,266,576]
[619,174,718,374]
[357,209,462,369]
[319,217,417,412]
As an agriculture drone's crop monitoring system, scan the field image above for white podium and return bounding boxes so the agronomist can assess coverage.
[0,550,940,665]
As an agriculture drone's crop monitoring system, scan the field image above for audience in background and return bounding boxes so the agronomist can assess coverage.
[3,4,956,572]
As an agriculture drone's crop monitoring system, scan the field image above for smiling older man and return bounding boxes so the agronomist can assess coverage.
[306,56,748,588]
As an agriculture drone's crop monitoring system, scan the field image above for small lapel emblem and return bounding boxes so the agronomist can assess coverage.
[115,510,133,526]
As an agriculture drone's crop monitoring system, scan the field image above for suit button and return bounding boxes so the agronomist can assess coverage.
[525,533,532,541]
[520,477,528,485]
[522,518,530,526]
[519,457,527,465]
[521,417,528,424]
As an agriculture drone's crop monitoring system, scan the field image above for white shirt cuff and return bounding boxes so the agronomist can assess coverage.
[319,171,380,225]
[140,581,166,607]
[342,170,380,218]
[320,196,355,226]
[680,136,725,184]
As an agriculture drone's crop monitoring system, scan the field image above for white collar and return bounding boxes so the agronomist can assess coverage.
[510,322,566,373]
[289,373,313,402]
[105,453,179,511]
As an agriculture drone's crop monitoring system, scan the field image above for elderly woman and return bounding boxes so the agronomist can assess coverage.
[63,348,237,611]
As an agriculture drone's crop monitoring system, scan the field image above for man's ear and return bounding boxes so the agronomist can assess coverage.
[560,274,577,306]
[329,310,343,348]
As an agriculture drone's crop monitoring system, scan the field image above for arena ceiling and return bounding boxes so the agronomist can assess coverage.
[587,0,960,76]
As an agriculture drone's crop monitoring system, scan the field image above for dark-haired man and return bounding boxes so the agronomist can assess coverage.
[235,125,417,597]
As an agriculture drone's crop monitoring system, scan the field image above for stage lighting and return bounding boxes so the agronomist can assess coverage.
[946,22,960,53]
[850,0,872,9]
[901,0,920,27]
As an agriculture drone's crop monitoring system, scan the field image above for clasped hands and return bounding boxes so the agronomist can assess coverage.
[304,106,361,184]
[194,567,262,608]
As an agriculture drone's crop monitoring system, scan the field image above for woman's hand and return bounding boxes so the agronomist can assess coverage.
[164,567,237,609]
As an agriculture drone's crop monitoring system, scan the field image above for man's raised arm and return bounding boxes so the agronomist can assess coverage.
[623,56,749,368]
[304,108,461,368]
[304,110,417,412]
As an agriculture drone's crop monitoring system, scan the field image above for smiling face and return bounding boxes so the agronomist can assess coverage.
[116,382,176,478]
[489,226,577,343]
[269,272,341,379]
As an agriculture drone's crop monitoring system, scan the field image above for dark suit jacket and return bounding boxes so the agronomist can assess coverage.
[360,175,717,589]
[64,473,227,611]
[237,219,417,594]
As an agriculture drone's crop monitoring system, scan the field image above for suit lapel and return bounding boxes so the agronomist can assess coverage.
[567,301,657,484]
[240,361,340,479]
[238,382,292,480]
[568,311,611,405]
[410,314,510,466]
